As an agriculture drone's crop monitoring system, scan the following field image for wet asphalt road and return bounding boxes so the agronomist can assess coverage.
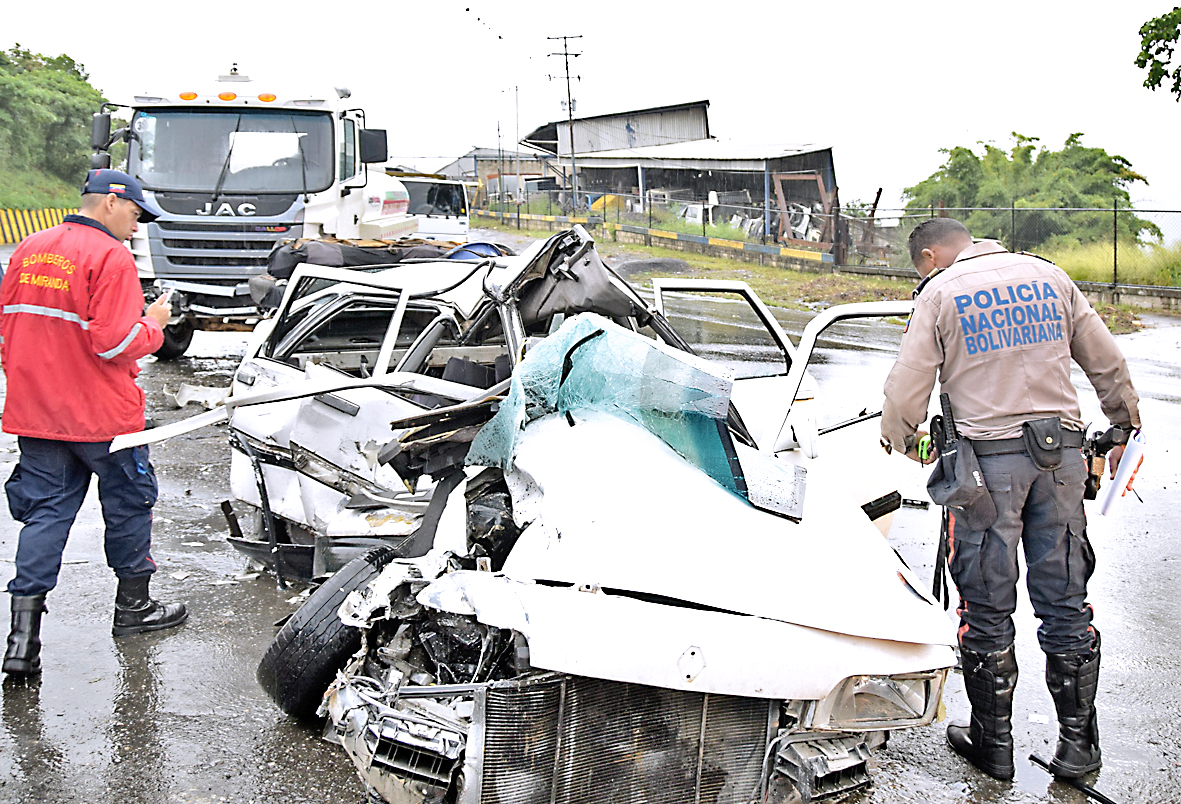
[1,236,1179,804]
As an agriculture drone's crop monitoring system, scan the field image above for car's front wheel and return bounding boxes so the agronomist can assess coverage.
[256,544,398,718]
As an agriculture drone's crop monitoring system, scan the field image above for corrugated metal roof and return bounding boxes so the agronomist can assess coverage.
[557,107,708,156]
[524,101,711,155]
[564,99,709,125]
[564,139,830,170]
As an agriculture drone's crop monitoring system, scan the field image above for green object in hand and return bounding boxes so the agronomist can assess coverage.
[918,435,933,462]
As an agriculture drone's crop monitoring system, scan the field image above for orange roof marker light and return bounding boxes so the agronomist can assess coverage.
[258,93,277,102]
[218,91,237,101]
[179,91,198,101]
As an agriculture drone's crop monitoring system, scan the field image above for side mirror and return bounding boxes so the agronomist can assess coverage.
[90,152,112,170]
[91,112,112,150]
[359,129,387,164]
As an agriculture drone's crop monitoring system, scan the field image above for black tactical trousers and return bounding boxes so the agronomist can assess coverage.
[947,447,1096,655]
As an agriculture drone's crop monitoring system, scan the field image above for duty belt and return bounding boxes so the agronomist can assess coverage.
[971,428,1084,456]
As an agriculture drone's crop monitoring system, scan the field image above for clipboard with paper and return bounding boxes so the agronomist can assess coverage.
[1095,430,1145,517]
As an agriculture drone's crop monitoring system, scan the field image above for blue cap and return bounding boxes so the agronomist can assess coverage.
[82,169,164,223]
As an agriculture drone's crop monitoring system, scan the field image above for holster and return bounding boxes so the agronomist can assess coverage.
[926,439,997,532]
[1022,417,1064,470]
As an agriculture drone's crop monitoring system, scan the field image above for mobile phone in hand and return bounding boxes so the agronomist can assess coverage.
[158,287,174,305]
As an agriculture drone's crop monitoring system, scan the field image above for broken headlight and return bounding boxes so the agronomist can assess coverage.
[813,669,946,731]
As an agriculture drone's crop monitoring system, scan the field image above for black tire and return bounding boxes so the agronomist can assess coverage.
[257,544,398,718]
[154,319,195,360]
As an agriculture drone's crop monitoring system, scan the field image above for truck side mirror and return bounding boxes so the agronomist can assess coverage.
[359,129,387,164]
[90,152,112,170]
[91,112,112,150]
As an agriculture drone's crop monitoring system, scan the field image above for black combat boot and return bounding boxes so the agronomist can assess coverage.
[3,594,47,675]
[112,576,187,637]
[1046,632,1102,778]
[947,644,1018,780]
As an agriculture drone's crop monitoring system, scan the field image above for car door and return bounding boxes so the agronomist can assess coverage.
[230,272,432,527]
[652,278,807,451]
[772,300,920,536]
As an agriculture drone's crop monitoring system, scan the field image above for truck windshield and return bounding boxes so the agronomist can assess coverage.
[129,109,334,194]
[402,180,468,216]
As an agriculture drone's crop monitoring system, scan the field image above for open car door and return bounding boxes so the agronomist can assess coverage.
[652,279,805,451]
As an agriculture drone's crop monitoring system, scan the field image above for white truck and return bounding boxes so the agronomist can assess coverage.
[90,67,418,358]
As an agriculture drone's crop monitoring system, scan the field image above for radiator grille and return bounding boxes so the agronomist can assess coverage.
[482,676,770,804]
[156,220,295,233]
[163,238,276,251]
[482,677,562,804]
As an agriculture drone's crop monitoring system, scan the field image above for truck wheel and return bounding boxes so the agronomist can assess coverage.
[155,319,194,360]
[256,545,398,719]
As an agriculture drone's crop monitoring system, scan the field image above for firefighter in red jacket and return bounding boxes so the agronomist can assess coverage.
[2,169,187,677]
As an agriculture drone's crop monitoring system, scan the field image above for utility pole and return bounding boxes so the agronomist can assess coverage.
[515,85,521,213]
[548,35,582,211]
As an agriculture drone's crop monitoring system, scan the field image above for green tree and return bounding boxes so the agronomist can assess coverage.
[903,134,1157,250]
[1135,7,1181,100]
[0,44,104,207]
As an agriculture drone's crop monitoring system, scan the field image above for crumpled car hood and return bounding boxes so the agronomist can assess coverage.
[416,568,953,700]
[496,409,953,647]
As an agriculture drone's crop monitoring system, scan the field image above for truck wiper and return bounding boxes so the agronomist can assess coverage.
[288,115,309,201]
[211,113,243,202]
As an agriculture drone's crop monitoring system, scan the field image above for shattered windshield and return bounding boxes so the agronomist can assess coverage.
[469,313,743,495]
[129,109,334,193]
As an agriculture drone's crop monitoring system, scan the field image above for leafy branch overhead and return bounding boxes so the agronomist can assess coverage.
[1136,7,1181,99]
[903,134,1157,250]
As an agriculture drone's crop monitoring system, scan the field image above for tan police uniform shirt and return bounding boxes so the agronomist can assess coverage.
[881,241,1140,451]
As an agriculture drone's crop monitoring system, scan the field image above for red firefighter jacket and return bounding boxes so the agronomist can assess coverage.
[1,215,164,441]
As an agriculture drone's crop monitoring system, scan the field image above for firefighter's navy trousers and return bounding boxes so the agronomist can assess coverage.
[5,437,158,597]
[947,447,1096,656]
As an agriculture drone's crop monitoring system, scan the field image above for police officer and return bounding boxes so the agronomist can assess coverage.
[2,170,188,677]
[881,218,1140,781]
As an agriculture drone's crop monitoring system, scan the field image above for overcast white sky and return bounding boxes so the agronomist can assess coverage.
[6,0,1179,211]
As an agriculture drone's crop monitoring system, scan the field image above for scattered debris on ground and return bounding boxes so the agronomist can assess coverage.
[1095,305,1142,334]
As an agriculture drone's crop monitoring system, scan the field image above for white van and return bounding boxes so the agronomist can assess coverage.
[396,176,470,242]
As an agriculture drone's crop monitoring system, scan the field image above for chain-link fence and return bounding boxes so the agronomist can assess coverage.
[483,194,1181,288]
[487,189,838,249]
[848,208,1181,287]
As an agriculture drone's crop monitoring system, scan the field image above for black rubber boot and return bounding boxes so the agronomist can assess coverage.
[1046,632,1102,778]
[112,576,187,637]
[947,644,1018,780]
[3,594,47,676]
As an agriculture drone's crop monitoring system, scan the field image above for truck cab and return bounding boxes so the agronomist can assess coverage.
[92,67,416,358]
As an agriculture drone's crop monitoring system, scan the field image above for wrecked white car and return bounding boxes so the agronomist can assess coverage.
[240,235,955,802]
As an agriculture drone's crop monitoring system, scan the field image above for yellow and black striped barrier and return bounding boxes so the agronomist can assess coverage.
[0,208,77,245]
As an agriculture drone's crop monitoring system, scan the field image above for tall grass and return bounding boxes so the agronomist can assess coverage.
[1040,241,1181,287]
